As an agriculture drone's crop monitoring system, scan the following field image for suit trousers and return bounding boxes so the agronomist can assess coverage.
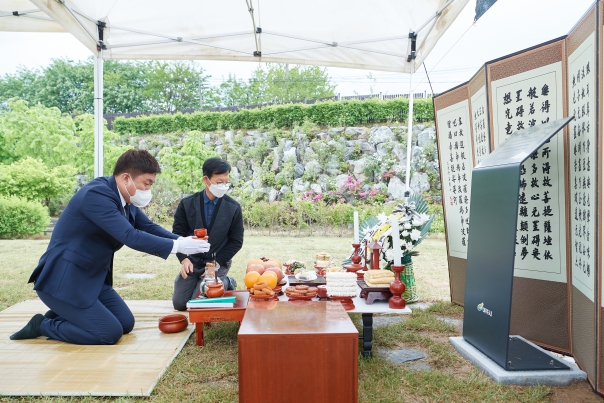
[37,284,135,345]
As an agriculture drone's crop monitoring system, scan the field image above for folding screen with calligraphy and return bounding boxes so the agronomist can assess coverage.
[468,66,491,167]
[433,84,474,305]
[566,4,598,389]
[486,38,571,353]
[597,1,604,395]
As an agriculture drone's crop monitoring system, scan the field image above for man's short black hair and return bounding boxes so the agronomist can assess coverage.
[203,157,231,178]
[113,149,161,177]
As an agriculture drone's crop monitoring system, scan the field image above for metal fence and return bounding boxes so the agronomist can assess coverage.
[104,92,435,129]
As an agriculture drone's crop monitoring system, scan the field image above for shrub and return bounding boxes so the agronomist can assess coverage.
[158,132,217,194]
[0,196,50,239]
[0,157,76,210]
[427,202,445,234]
[112,98,435,135]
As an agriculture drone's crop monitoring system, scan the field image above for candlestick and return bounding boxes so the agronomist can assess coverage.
[344,243,364,275]
[390,216,402,266]
[353,211,359,243]
[389,265,406,309]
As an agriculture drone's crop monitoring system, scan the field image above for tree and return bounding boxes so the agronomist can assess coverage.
[36,58,94,114]
[0,59,190,114]
[219,74,255,107]
[72,113,131,178]
[0,66,44,111]
[37,58,152,114]
[158,131,217,194]
[254,64,335,104]
[0,99,78,167]
[219,64,335,106]
[100,60,150,114]
[144,61,217,112]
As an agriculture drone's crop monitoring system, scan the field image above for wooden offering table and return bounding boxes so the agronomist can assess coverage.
[187,290,249,346]
[238,301,358,403]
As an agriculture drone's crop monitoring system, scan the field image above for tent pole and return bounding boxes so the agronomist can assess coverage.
[93,51,104,178]
[405,71,414,196]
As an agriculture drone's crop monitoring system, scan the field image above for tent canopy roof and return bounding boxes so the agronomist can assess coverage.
[0,0,64,31]
[0,0,471,73]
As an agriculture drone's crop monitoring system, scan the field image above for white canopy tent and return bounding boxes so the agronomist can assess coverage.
[1,0,470,191]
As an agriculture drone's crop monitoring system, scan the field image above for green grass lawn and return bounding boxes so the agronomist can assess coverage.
[0,235,584,402]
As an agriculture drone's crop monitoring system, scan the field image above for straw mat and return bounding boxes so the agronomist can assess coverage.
[0,299,193,396]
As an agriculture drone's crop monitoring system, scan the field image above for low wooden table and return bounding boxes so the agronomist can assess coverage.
[238,301,358,403]
[187,290,249,346]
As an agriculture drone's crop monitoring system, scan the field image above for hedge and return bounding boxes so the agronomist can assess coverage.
[113,98,435,135]
[0,196,50,239]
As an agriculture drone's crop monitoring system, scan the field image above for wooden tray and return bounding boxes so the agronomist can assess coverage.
[357,280,391,292]
[286,294,316,301]
[287,275,326,287]
[357,280,392,305]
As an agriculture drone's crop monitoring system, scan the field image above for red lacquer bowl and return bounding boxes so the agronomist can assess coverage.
[317,285,328,298]
[194,228,207,238]
[158,314,188,333]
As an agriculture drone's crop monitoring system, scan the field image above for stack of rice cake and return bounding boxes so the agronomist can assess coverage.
[325,272,358,296]
[315,252,331,268]
[364,270,394,287]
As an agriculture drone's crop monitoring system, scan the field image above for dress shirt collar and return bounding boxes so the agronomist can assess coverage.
[119,187,127,208]
[203,189,218,205]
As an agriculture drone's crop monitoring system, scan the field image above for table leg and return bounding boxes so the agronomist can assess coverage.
[361,313,373,357]
[195,322,205,346]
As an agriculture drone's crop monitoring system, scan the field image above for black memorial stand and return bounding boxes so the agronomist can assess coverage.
[463,117,573,371]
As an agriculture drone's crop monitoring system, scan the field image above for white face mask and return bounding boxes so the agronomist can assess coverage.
[208,180,229,198]
[125,176,153,208]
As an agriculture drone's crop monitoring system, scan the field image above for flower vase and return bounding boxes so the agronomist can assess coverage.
[400,256,418,303]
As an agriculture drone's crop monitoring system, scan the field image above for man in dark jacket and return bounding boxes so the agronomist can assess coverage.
[10,150,209,344]
[171,157,244,310]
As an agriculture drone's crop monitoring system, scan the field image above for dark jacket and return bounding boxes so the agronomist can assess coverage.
[29,175,178,308]
[172,191,244,269]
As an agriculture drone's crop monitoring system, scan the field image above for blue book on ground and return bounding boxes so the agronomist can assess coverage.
[187,295,236,303]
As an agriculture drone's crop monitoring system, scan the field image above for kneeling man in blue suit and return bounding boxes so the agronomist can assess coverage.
[10,149,209,345]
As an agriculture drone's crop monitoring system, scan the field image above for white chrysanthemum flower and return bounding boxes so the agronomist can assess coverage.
[401,230,410,238]
[404,222,412,230]
[385,249,394,262]
[410,229,422,241]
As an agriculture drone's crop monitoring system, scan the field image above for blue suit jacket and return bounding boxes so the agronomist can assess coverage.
[29,175,178,307]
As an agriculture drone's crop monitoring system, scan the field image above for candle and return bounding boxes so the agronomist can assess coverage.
[390,216,402,266]
[353,211,359,243]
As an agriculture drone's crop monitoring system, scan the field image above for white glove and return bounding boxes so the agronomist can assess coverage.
[173,236,210,255]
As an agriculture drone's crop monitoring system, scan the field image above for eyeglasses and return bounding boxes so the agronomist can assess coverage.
[210,180,231,186]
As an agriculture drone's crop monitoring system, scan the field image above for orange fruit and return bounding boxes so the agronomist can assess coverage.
[244,271,261,289]
[258,273,278,289]
[264,266,284,282]
[262,270,278,280]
